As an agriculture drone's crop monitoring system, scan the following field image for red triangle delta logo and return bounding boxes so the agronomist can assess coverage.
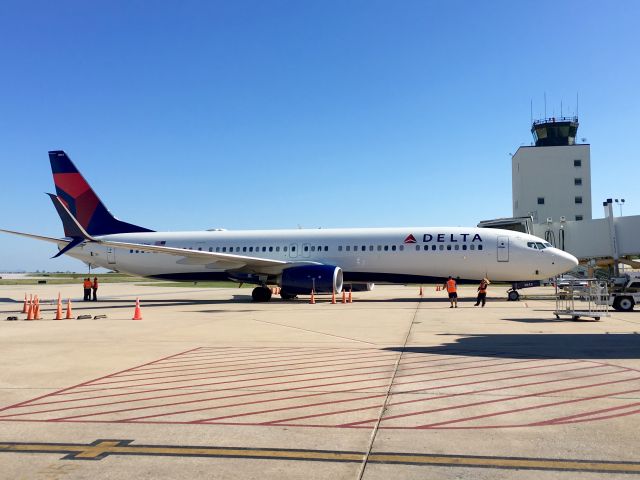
[404,234,417,244]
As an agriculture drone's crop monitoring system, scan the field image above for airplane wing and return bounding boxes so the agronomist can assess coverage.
[0,228,70,247]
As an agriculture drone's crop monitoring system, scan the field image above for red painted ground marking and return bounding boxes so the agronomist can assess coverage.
[413,382,640,428]
[53,362,590,423]
[89,353,401,385]
[415,388,640,429]
[58,357,541,396]
[1,360,587,421]
[264,364,620,425]
[54,385,386,422]
[0,347,202,414]
[3,348,639,430]
[142,347,380,368]
[88,352,502,386]
[532,401,640,426]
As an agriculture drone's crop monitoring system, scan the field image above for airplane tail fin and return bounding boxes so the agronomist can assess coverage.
[49,150,154,236]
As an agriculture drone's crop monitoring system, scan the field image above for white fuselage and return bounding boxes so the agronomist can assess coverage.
[65,227,578,283]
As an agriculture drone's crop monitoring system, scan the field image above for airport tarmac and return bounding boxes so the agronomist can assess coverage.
[1,282,639,479]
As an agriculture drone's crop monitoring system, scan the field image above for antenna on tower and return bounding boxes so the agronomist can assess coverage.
[576,92,579,118]
[561,100,563,117]
[544,92,547,119]
[530,98,533,125]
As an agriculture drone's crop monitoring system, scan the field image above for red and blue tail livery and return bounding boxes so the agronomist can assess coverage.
[49,150,153,236]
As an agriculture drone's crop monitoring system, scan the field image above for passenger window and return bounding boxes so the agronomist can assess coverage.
[222,247,226,252]
[242,247,247,252]
[269,246,273,252]
[446,245,451,250]
[362,245,366,251]
[318,246,322,252]
[304,246,308,252]
[377,245,382,251]
[284,246,288,252]
[439,245,444,251]
[262,247,267,252]
[470,245,475,250]
[423,245,428,251]
[478,245,483,251]
[353,246,358,252]
[248,247,253,252]
[454,245,459,250]
[368,245,373,251]
[311,246,315,252]
[198,247,202,251]
[399,245,404,251]
[462,245,467,251]
[325,246,329,252]
[384,246,389,251]
[416,245,420,251]
[130,249,133,253]
[431,245,436,251]
[276,246,280,252]
[346,246,351,251]
[338,246,343,251]
[392,245,397,251]
[216,247,220,252]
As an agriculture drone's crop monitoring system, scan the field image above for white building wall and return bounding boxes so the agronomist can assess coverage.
[512,144,592,224]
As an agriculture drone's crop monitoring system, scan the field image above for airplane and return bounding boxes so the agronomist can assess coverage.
[0,150,578,302]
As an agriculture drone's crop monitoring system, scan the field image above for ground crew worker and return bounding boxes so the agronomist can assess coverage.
[475,278,490,307]
[83,278,92,301]
[443,276,458,308]
[92,277,99,301]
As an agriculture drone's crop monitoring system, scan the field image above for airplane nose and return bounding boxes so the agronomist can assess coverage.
[554,250,579,273]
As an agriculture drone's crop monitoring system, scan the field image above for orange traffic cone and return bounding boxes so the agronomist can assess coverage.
[21,294,28,313]
[419,286,423,297]
[309,289,316,305]
[65,299,73,319]
[341,290,346,304]
[33,296,41,320]
[26,299,34,320]
[331,288,336,304]
[132,298,143,320]
[55,295,63,320]
[348,288,353,303]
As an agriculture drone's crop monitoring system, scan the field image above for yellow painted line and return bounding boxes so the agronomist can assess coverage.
[369,454,640,473]
[1,441,640,474]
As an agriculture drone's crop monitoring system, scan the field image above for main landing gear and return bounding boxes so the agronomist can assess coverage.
[251,286,272,302]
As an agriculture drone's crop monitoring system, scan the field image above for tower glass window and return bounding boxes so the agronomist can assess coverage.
[575,196,583,204]
[537,197,545,205]
[574,159,582,167]
[574,178,582,186]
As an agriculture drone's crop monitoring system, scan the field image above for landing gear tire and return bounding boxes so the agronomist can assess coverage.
[280,290,297,300]
[252,286,272,302]
[507,290,520,302]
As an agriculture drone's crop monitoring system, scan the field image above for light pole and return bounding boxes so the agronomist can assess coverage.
[614,199,625,216]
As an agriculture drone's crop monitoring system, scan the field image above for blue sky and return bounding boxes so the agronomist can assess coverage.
[1,1,639,272]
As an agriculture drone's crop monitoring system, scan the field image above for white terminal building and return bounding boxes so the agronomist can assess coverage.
[480,116,640,274]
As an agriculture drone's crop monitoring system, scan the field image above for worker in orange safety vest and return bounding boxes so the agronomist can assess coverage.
[442,276,458,308]
[474,278,490,307]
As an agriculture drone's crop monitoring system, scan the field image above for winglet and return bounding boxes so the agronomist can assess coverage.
[47,194,95,242]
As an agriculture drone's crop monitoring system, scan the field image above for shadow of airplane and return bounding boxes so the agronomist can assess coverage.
[384,333,640,360]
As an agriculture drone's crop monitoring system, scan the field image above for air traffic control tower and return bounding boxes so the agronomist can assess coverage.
[512,116,592,224]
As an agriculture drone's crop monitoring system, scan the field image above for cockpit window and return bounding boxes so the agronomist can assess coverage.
[543,242,552,247]
[527,242,537,249]
[536,242,546,249]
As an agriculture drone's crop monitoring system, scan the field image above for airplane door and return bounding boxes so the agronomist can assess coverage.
[302,243,310,258]
[497,236,509,262]
[107,247,116,264]
[289,244,298,258]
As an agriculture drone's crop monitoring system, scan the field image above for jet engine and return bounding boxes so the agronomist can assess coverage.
[280,265,343,295]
